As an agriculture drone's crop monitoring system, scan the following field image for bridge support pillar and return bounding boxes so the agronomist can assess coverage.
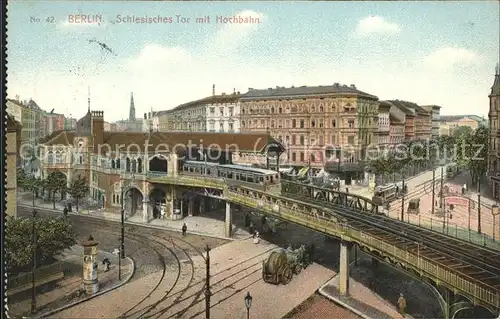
[225,201,232,238]
[199,197,205,214]
[339,241,350,296]
[142,199,150,222]
[188,197,194,216]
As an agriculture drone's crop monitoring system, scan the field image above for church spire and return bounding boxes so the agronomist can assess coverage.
[87,86,91,113]
[490,62,500,97]
[129,92,136,121]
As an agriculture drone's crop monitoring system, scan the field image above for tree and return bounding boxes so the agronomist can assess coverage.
[17,168,28,191]
[5,216,76,274]
[453,126,474,140]
[47,171,68,209]
[68,174,89,212]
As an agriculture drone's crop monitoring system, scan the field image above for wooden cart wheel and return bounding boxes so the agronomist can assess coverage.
[281,266,293,285]
[294,264,302,275]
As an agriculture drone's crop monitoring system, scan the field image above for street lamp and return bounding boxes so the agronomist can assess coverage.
[120,186,125,259]
[492,204,499,240]
[31,209,38,314]
[205,245,211,319]
[244,291,253,319]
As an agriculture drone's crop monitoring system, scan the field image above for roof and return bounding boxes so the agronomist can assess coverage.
[440,115,485,123]
[490,64,499,96]
[42,131,284,155]
[379,101,392,112]
[6,113,22,131]
[240,84,378,100]
[172,93,241,112]
[389,113,404,124]
[387,100,418,116]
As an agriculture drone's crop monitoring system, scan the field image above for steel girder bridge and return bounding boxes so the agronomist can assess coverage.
[147,173,500,318]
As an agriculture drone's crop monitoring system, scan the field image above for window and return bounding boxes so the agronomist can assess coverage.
[292,153,296,161]
[229,107,234,116]
[210,107,215,114]
[241,121,245,128]
[319,119,324,128]
[229,123,234,131]
[116,158,121,169]
[220,108,224,116]
[79,155,83,164]
[271,121,275,128]
[291,135,296,145]
[319,136,324,145]
[271,107,275,113]
[311,120,316,128]
[300,135,305,146]
[279,107,282,113]
[348,136,355,145]
[126,157,131,172]
[300,152,304,162]
[210,122,215,130]
[292,119,296,128]
[220,122,224,131]
[300,119,305,128]
[319,106,324,113]
[348,120,355,128]
[137,158,143,173]
[332,120,336,128]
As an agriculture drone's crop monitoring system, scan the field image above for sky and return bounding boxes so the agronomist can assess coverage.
[6,1,500,122]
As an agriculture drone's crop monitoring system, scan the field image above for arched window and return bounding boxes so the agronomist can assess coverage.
[319,106,324,113]
[47,151,54,163]
[126,158,131,172]
[137,158,143,173]
[116,158,121,169]
[279,107,282,113]
[131,159,137,173]
[111,159,115,169]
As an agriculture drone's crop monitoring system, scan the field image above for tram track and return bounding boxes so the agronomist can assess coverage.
[142,246,276,318]
[281,188,500,291]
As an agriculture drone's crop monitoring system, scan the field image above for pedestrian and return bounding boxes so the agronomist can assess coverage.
[253,231,260,244]
[249,221,254,235]
[102,257,111,272]
[63,205,68,219]
[398,293,407,316]
[182,223,187,236]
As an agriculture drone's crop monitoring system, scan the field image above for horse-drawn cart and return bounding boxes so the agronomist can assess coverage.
[262,245,313,285]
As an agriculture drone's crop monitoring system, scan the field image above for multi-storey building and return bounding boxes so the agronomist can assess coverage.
[64,117,77,130]
[44,112,65,136]
[421,105,441,140]
[376,102,391,146]
[488,64,500,199]
[156,111,171,132]
[239,83,379,182]
[440,115,486,136]
[6,99,22,123]
[6,114,22,217]
[389,113,405,145]
[387,100,426,141]
[38,105,280,219]
[164,88,241,132]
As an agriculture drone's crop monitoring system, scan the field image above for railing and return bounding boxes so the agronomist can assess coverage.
[147,172,227,189]
[8,262,63,290]
[225,186,500,310]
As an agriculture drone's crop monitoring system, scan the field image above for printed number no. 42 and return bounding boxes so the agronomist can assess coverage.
[46,17,55,23]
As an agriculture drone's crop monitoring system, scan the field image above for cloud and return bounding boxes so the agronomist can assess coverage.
[126,45,192,70]
[356,16,401,37]
[209,10,265,52]
[423,47,479,70]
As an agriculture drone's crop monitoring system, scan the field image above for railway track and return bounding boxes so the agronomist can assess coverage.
[281,187,500,292]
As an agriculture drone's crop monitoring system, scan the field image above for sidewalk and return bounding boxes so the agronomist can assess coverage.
[17,192,250,240]
[8,245,134,318]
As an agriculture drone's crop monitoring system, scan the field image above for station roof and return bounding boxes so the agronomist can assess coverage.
[41,131,285,155]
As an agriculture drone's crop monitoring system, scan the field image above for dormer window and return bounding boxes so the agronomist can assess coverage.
[78,139,84,149]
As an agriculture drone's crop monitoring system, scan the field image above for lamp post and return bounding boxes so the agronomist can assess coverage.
[120,186,125,259]
[401,174,405,221]
[205,245,211,319]
[244,291,253,319]
[492,204,499,240]
[31,209,38,314]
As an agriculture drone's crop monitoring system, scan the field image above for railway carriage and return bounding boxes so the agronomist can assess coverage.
[181,160,280,191]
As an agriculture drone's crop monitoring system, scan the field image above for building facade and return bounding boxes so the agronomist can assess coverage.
[239,83,379,180]
[164,89,241,133]
[376,101,391,146]
[389,113,405,145]
[421,105,441,139]
[6,99,22,123]
[488,64,500,199]
[6,114,22,217]
[440,115,486,136]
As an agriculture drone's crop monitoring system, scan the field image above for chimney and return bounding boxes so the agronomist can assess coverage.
[248,88,254,91]
[350,84,356,89]
[333,83,339,87]
[144,113,147,119]
[233,88,236,94]
[212,84,215,96]
[148,112,151,119]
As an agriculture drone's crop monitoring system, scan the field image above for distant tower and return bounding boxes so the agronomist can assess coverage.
[212,84,215,96]
[129,92,136,121]
[88,86,91,112]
